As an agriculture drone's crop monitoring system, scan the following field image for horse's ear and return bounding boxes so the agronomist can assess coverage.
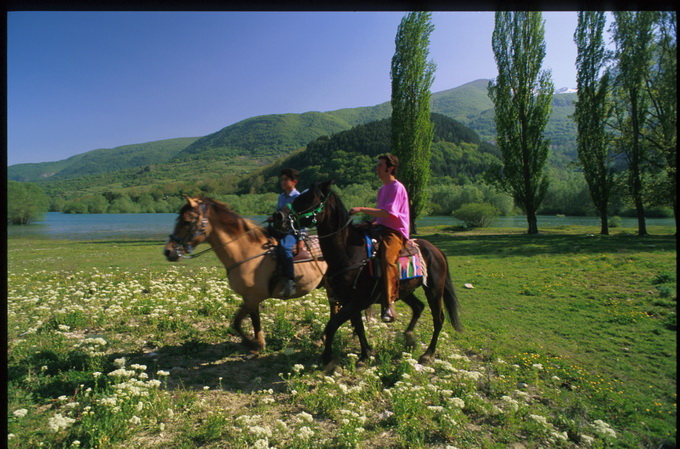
[319,179,335,196]
[184,195,200,209]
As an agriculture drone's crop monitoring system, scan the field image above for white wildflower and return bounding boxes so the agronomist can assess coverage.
[298,426,314,439]
[532,363,544,370]
[551,431,568,441]
[251,439,271,449]
[449,397,465,409]
[113,357,126,368]
[48,413,76,432]
[297,411,314,423]
[13,409,28,418]
[129,416,141,425]
[501,396,519,411]
[580,435,595,446]
[529,414,548,426]
[592,419,617,438]
[249,425,272,438]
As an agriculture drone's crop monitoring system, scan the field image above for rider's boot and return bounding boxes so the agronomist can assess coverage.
[280,279,296,297]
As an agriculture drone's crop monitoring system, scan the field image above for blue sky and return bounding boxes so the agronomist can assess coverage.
[8,11,585,166]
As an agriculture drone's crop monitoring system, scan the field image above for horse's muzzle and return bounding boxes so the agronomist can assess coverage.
[164,241,181,262]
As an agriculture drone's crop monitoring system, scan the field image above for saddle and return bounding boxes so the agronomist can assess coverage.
[292,235,324,262]
[267,234,324,263]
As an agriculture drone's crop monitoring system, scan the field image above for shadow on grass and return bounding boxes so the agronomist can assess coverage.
[114,339,322,394]
[421,232,676,258]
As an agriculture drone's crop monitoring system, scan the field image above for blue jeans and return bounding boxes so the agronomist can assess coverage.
[276,233,298,281]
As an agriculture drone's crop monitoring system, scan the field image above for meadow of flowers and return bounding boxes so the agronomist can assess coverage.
[7,231,676,448]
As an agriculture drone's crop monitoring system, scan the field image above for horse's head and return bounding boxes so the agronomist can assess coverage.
[164,195,212,261]
[273,180,334,234]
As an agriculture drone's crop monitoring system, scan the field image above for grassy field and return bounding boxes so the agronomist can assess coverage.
[6,225,676,448]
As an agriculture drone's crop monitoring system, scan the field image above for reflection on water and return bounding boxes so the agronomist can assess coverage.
[7,212,675,240]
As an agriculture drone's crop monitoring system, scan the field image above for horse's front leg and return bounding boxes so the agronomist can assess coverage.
[250,310,266,350]
[321,302,359,371]
[400,292,425,349]
[349,311,372,363]
[231,302,264,351]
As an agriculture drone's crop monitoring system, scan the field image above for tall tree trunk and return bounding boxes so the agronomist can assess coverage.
[527,210,539,235]
[599,204,609,236]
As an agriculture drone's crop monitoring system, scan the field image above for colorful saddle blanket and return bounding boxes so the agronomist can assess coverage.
[364,233,427,283]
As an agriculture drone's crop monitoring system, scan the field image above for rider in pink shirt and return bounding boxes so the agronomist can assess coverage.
[349,154,410,323]
[376,176,410,241]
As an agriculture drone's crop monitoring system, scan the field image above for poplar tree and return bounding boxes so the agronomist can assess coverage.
[488,12,554,235]
[645,12,677,230]
[390,11,436,234]
[610,11,656,236]
[574,11,615,235]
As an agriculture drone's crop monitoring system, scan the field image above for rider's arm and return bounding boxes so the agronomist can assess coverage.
[349,207,391,219]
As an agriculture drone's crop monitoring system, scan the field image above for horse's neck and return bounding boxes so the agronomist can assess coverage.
[208,215,268,266]
[317,216,361,268]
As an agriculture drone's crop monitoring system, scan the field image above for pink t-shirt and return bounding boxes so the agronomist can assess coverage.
[376,180,410,240]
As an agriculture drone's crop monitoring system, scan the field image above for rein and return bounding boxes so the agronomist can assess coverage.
[287,190,373,290]
[171,203,269,265]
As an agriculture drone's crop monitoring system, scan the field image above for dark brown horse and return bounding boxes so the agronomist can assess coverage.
[164,196,328,351]
[274,181,462,369]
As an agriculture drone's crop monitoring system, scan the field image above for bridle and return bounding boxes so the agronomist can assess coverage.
[283,191,325,235]
[168,202,212,258]
[284,190,353,239]
[168,200,273,268]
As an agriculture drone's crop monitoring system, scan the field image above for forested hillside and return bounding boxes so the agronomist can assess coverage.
[236,113,501,194]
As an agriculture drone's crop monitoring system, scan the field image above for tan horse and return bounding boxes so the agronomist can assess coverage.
[164,195,328,351]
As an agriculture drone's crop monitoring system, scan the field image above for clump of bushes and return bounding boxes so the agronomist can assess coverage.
[608,216,622,228]
[452,202,499,229]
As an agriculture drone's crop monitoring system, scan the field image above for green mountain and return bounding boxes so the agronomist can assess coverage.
[8,137,199,182]
[8,79,578,202]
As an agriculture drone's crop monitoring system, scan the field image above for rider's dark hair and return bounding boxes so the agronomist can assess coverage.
[379,153,399,176]
[280,168,299,181]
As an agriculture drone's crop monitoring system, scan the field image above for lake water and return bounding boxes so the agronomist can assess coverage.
[7,212,675,241]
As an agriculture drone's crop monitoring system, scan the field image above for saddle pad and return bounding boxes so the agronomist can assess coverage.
[398,253,424,280]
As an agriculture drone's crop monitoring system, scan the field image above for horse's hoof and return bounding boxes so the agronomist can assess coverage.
[404,331,417,349]
[242,338,264,351]
[323,360,339,375]
[418,353,434,365]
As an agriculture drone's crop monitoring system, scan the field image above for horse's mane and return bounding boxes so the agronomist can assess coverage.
[196,197,268,242]
[324,188,347,215]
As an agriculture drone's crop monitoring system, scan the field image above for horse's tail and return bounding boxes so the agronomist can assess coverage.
[441,252,464,333]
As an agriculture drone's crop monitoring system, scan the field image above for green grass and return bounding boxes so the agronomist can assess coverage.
[7,225,676,448]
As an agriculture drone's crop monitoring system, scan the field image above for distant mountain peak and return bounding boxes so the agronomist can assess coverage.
[555,87,578,94]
